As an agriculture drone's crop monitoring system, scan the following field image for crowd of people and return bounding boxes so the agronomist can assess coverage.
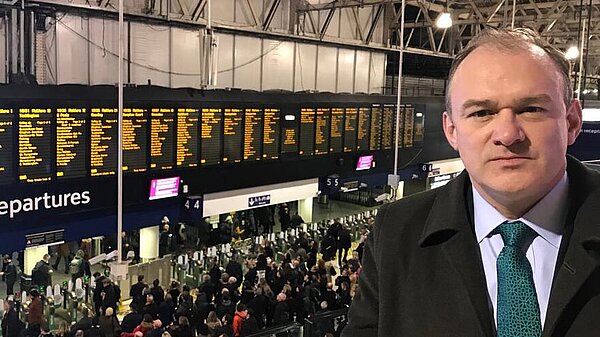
[1,220,371,337]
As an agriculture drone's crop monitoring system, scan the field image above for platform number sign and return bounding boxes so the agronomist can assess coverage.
[326,177,340,188]
[181,195,203,223]
[184,199,201,210]
[321,175,340,195]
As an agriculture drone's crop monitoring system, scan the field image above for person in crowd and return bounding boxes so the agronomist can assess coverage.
[272,293,290,326]
[225,258,243,289]
[121,314,154,337]
[26,289,44,337]
[101,277,119,315]
[194,292,213,335]
[0,255,19,296]
[169,316,194,337]
[167,281,181,304]
[71,307,94,336]
[53,321,71,337]
[130,275,147,313]
[175,292,195,321]
[150,279,165,305]
[343,28,592,337]
[319,228,337,263]
[215,290,235,319]
[146,320,163,337]
[216,314,233,337]
[199,275,215,303]
[99,307,121,337]
[247,287,268,329]
[336,224,352,267]
[158,293,175,328]
[232,303,247,337]
[206,311,222,337]
[53,242,71,274]
[159,220,173,258]
[32,254,52,289]
[239,308,259,337]
[278,204,290,232]
[289,212,304,230]
[142,294,159,320]
[120,310,143,334]
[70,249,92,281]
[93,272,107,316]
[1,300,23,337]
[346,251,361,274]
[306,241,318,271]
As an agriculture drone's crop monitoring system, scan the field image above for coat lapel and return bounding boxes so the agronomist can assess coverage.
[419,171,495,337]
[543,158,600,337]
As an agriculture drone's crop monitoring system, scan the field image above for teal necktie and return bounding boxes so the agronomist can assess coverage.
[496,221,542,337]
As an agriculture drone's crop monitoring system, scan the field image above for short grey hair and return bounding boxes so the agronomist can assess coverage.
[445,27,573,113]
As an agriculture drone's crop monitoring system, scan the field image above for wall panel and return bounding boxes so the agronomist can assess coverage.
[354,50,370,93]
[56,14,89,84]
[262,39,293,91]
[170,27,200,88]
[233,35,262,90]
[316,46,337,92]
[212,0,235,22]
[88,17,126,85]
[130,22,170,86]
[0,18,6,83]
[294,43,317,91]
[370,52,385,94]
[337,48,355,93]
[215,33,234,88]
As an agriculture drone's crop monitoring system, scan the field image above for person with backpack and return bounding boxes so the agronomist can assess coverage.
[70,250,91,281]
[32,254,52,289]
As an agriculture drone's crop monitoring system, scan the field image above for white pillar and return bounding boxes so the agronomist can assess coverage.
[139,226,159,260]
[24,246,48,276]
[298,197,313,223]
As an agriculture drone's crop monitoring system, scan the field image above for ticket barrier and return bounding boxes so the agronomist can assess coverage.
[123,255,172,301]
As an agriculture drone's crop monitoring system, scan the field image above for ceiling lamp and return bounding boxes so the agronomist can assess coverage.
[436,12,453,29]
[565,46,579,60]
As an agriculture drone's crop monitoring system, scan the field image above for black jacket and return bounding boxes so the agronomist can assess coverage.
[1,309,24,337]
[343,157,600,337]
[32,260,51,288]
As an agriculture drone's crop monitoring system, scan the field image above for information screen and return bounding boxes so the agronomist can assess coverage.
[343,107,358,152]
[299,108,315,156]
[382,104,396,150]
[177,108,199,167]
[244,108,263,161]
[330,108,344,153]
[0,108,14,184]
[315,108,330,155]
[201,108,223,165]
[19,108,53,183]
[263,108,280,160]
[282,127,298,154]
[150,108,175,170]
[90,108,118,176]
[404,105,415,148]
[56,107,87,179]
[414,108,425,145]
[369,104,382,151]
[122,108,148,173]
[357,107,370,151]
[223,108,243,163]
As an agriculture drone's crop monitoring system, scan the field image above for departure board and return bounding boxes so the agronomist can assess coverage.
[244,108,263,161]
[201,108,223,165]
[369,104,382,151]
[122,108,148,172]
[381,104,396,150]
[223,108,243,163]
[315,108,330,155]
[263,108,280,160]
[343,107,358,152]
[404,106,414,148]
[91,108,118,176]
[330,108,344,153]
[56,107,87,179]
[150,108,175,170]
[177,108,199,167]
[356,107,370,151]
[414,109,425,144]
[0,108,14,184]
[299,108,315,156]
[282,127,298,154]
[19,108,52,183]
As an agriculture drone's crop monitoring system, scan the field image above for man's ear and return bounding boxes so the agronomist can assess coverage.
[566,99,583,145]
[442,111,459,151]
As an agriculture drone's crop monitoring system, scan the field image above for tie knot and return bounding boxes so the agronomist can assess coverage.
[497,221,537,247]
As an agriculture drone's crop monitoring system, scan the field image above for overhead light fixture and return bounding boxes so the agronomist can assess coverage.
[436,12,453,29]
[565,46,579,60]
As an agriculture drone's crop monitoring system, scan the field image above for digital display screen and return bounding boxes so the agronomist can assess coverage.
[149,176,180,200]
[369,104,382,151]
[90,108,118,176]
[223,108,243,163]
[414,108,425,145]
[0,108,14,184]
[19,108,53,183]
[315,108,330,155]
[201,108,223,165]
[122,108,148,173]
[381,104,396,150]
[344,107,358,152]
[176,108,199,168]
[263,108,280,160]
[299,108,315,156]
[150,108,175,170]
[244,108,263,161]
[56,107,87,179]
[330,108,344,153]
[356,107,370,151]
[404,105,414,148]
[356,155,373,171]
[281,127,299,154]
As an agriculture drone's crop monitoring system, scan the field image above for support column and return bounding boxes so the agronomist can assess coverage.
[24,246,48,276]
[298,197,313,223]
[139,226,159,261]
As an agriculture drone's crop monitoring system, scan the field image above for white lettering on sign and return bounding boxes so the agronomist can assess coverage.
[0,191,91,219]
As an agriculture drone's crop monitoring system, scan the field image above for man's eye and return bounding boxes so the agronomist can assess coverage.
[468,110,492,118]
[521,106,545,113]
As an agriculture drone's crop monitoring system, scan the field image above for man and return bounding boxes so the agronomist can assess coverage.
[130,275,147,312]
[31,254,52,289]
[0,255,19,296]
[343,27,600,337]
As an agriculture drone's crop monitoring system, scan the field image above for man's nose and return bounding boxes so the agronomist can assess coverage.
[491,110,525,146]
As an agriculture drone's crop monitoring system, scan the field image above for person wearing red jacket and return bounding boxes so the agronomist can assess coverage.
[121,314,154,337]
[232,303,248,337]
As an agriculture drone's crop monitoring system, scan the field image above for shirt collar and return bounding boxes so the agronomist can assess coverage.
[473,172,568,249]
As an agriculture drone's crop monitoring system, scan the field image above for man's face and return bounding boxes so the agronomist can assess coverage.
[443,45,582,211]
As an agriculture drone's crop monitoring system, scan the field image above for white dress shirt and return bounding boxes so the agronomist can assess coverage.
[473,173,569,328]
